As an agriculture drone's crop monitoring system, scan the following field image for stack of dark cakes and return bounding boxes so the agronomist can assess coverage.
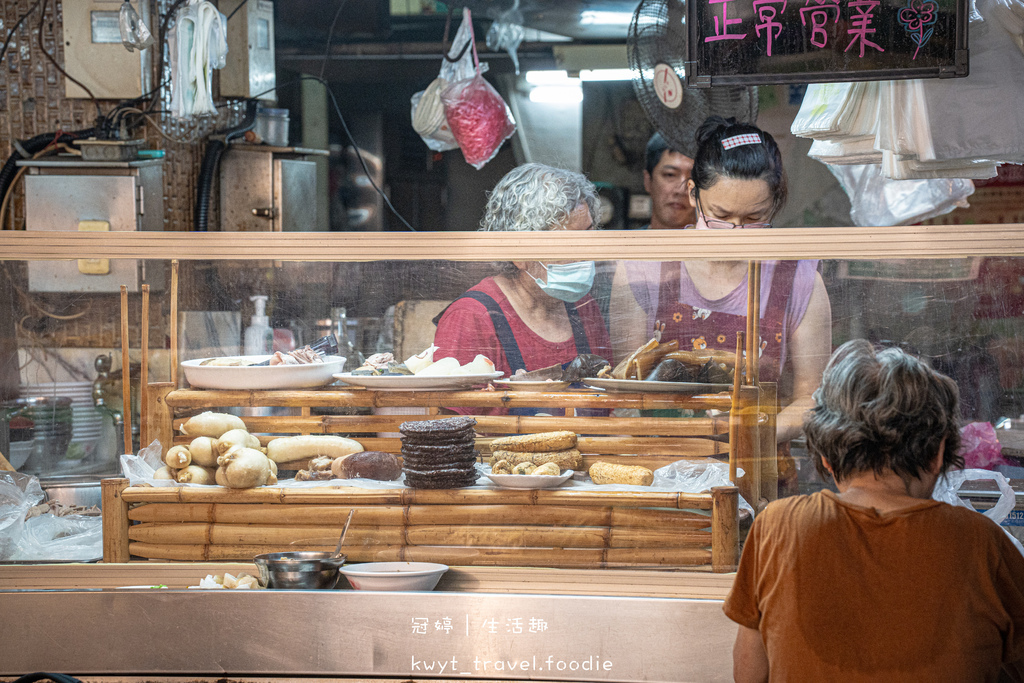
[400,415,480,489]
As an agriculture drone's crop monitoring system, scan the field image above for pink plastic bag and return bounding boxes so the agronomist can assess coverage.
[440,15,516,170]
[959,421,1011,469]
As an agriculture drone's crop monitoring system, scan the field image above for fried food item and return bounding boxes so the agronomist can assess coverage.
[532,462,560,476]
[490,448,582,472]
[489,431,577,453]
[588,461,654,486]
[491,459,513,475]
[512,462,537,475]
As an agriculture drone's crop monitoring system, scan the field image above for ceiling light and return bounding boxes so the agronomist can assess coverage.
[579,68,634,81]
[525,70,578,86]
[580,10,635,25]
[528,85,584,104]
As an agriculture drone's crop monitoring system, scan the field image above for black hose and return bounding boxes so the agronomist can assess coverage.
[193,101,259,232]
[0,127,95,224]
[193,139,225,232]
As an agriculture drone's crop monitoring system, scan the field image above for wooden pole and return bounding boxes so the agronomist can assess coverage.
[751,261,761,386]
[0,449,15,472]
[711,485,739,573]
[147,382,175,456]
[101,478,131,563]
[746,261,755,385]
[140,284,149,447]
[170,259,179,387]
[120,285,132,456]
[729,332,744,485]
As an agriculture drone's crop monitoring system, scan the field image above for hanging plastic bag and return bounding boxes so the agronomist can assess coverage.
[486,0,525,75]
[932,468,1024,557]
[440,16,516,170]
[410,8,482,153]
[119,0,155,52]
[0,472,45,560]
[827,163,974,226]
[11,514,103,562]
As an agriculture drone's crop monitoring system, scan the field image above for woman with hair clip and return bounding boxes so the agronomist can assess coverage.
[432,163,612,415]
[610,116,833,494]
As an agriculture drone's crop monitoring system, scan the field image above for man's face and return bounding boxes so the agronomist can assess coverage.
[644,150,696,230]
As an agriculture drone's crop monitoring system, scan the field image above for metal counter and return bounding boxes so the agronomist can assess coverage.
[0,589,734,682]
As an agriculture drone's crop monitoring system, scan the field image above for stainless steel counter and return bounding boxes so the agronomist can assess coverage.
[0,589,734,682]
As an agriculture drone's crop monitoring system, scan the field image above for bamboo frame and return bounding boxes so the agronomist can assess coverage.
[3,225,1024,261]
[119,285,132,456]
[140,284,150,447]
[170,260,179,387]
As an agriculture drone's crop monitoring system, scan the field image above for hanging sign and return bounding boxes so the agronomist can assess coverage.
[685,0,969,85]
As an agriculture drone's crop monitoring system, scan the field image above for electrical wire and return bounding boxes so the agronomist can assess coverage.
[37,0,101,108]
[226,0,249,22]
[0,0,43,66]
[319,0,350,80]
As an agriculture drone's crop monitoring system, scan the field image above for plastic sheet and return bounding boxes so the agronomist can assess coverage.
[959,421,1012,469]
[485,1,525,75]
[827,163,974,226]
[10,514,103,562]
[932,468,1024,556]
[0,472,44,560]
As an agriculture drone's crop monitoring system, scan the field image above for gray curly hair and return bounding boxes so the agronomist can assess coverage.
[480,163,599,277]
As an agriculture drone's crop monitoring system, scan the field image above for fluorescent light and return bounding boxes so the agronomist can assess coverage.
[579,68,634,81]
[525,70,578,86]
[580,10,635,25]
[528,85,583,104]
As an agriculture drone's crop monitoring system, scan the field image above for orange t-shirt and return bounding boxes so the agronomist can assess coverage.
[724,490,1024,682]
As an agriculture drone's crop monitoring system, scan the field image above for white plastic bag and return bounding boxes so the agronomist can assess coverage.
[827,163,974,226]
[410,8,482,152]
[120,439,175,487]
[653,460,755,517]
[170,0,228,117]
[932,468,1024,556]
[11,514,103,562]
[0,472,45,560]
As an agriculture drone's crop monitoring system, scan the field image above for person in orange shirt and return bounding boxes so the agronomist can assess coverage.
[725,339,1024,682]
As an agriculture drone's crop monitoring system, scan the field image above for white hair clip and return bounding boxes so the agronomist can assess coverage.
[721,133,761,150]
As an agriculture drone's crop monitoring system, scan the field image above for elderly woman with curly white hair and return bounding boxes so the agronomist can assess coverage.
[433,164,611,408]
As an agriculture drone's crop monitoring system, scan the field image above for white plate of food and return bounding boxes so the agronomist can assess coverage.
[484,469,574,489]
[582,378,732,394]
[339,562,449,591]
[491,379,571,392]
[332,372,503,391]
[182,355,346,390]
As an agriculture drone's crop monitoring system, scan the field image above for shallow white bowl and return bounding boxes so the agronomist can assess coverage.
[339,562,449,591]
[181,355,346,390]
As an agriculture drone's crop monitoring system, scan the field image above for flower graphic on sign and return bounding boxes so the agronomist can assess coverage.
[898,0,938,60]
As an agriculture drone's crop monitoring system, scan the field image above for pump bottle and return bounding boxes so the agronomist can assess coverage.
[243,295,274,356]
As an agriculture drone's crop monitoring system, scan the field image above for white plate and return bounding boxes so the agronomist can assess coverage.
[491,379,571,392]
[485,469,574,489]
[182,355,346,390]
[583,378,733,394]
[332,372,503,391]
[339,562,449,591]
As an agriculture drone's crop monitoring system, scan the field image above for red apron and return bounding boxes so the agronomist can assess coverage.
[655,261,799,383]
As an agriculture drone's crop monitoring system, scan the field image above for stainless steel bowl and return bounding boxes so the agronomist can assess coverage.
[252,551,346,589]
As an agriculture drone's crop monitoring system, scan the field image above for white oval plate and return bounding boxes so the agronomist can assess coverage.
[182,355,346,390]
[491,379,571,392]
[484,469,574,489]
[333,372,502,391]
[339,562,449,591]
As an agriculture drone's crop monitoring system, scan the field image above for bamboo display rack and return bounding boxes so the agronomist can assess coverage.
[100,259,777,574]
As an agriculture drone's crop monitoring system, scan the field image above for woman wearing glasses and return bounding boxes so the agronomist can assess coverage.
[610,117,832,493]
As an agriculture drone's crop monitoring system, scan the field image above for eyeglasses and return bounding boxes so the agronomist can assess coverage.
[695,196,772,230]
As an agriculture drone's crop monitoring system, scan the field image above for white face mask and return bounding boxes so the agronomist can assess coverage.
[532,261,597,302]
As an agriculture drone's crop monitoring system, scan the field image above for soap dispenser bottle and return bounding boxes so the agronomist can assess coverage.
[244,295,274,356]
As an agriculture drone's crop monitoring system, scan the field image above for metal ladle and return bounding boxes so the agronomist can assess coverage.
[332,508,355,559]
